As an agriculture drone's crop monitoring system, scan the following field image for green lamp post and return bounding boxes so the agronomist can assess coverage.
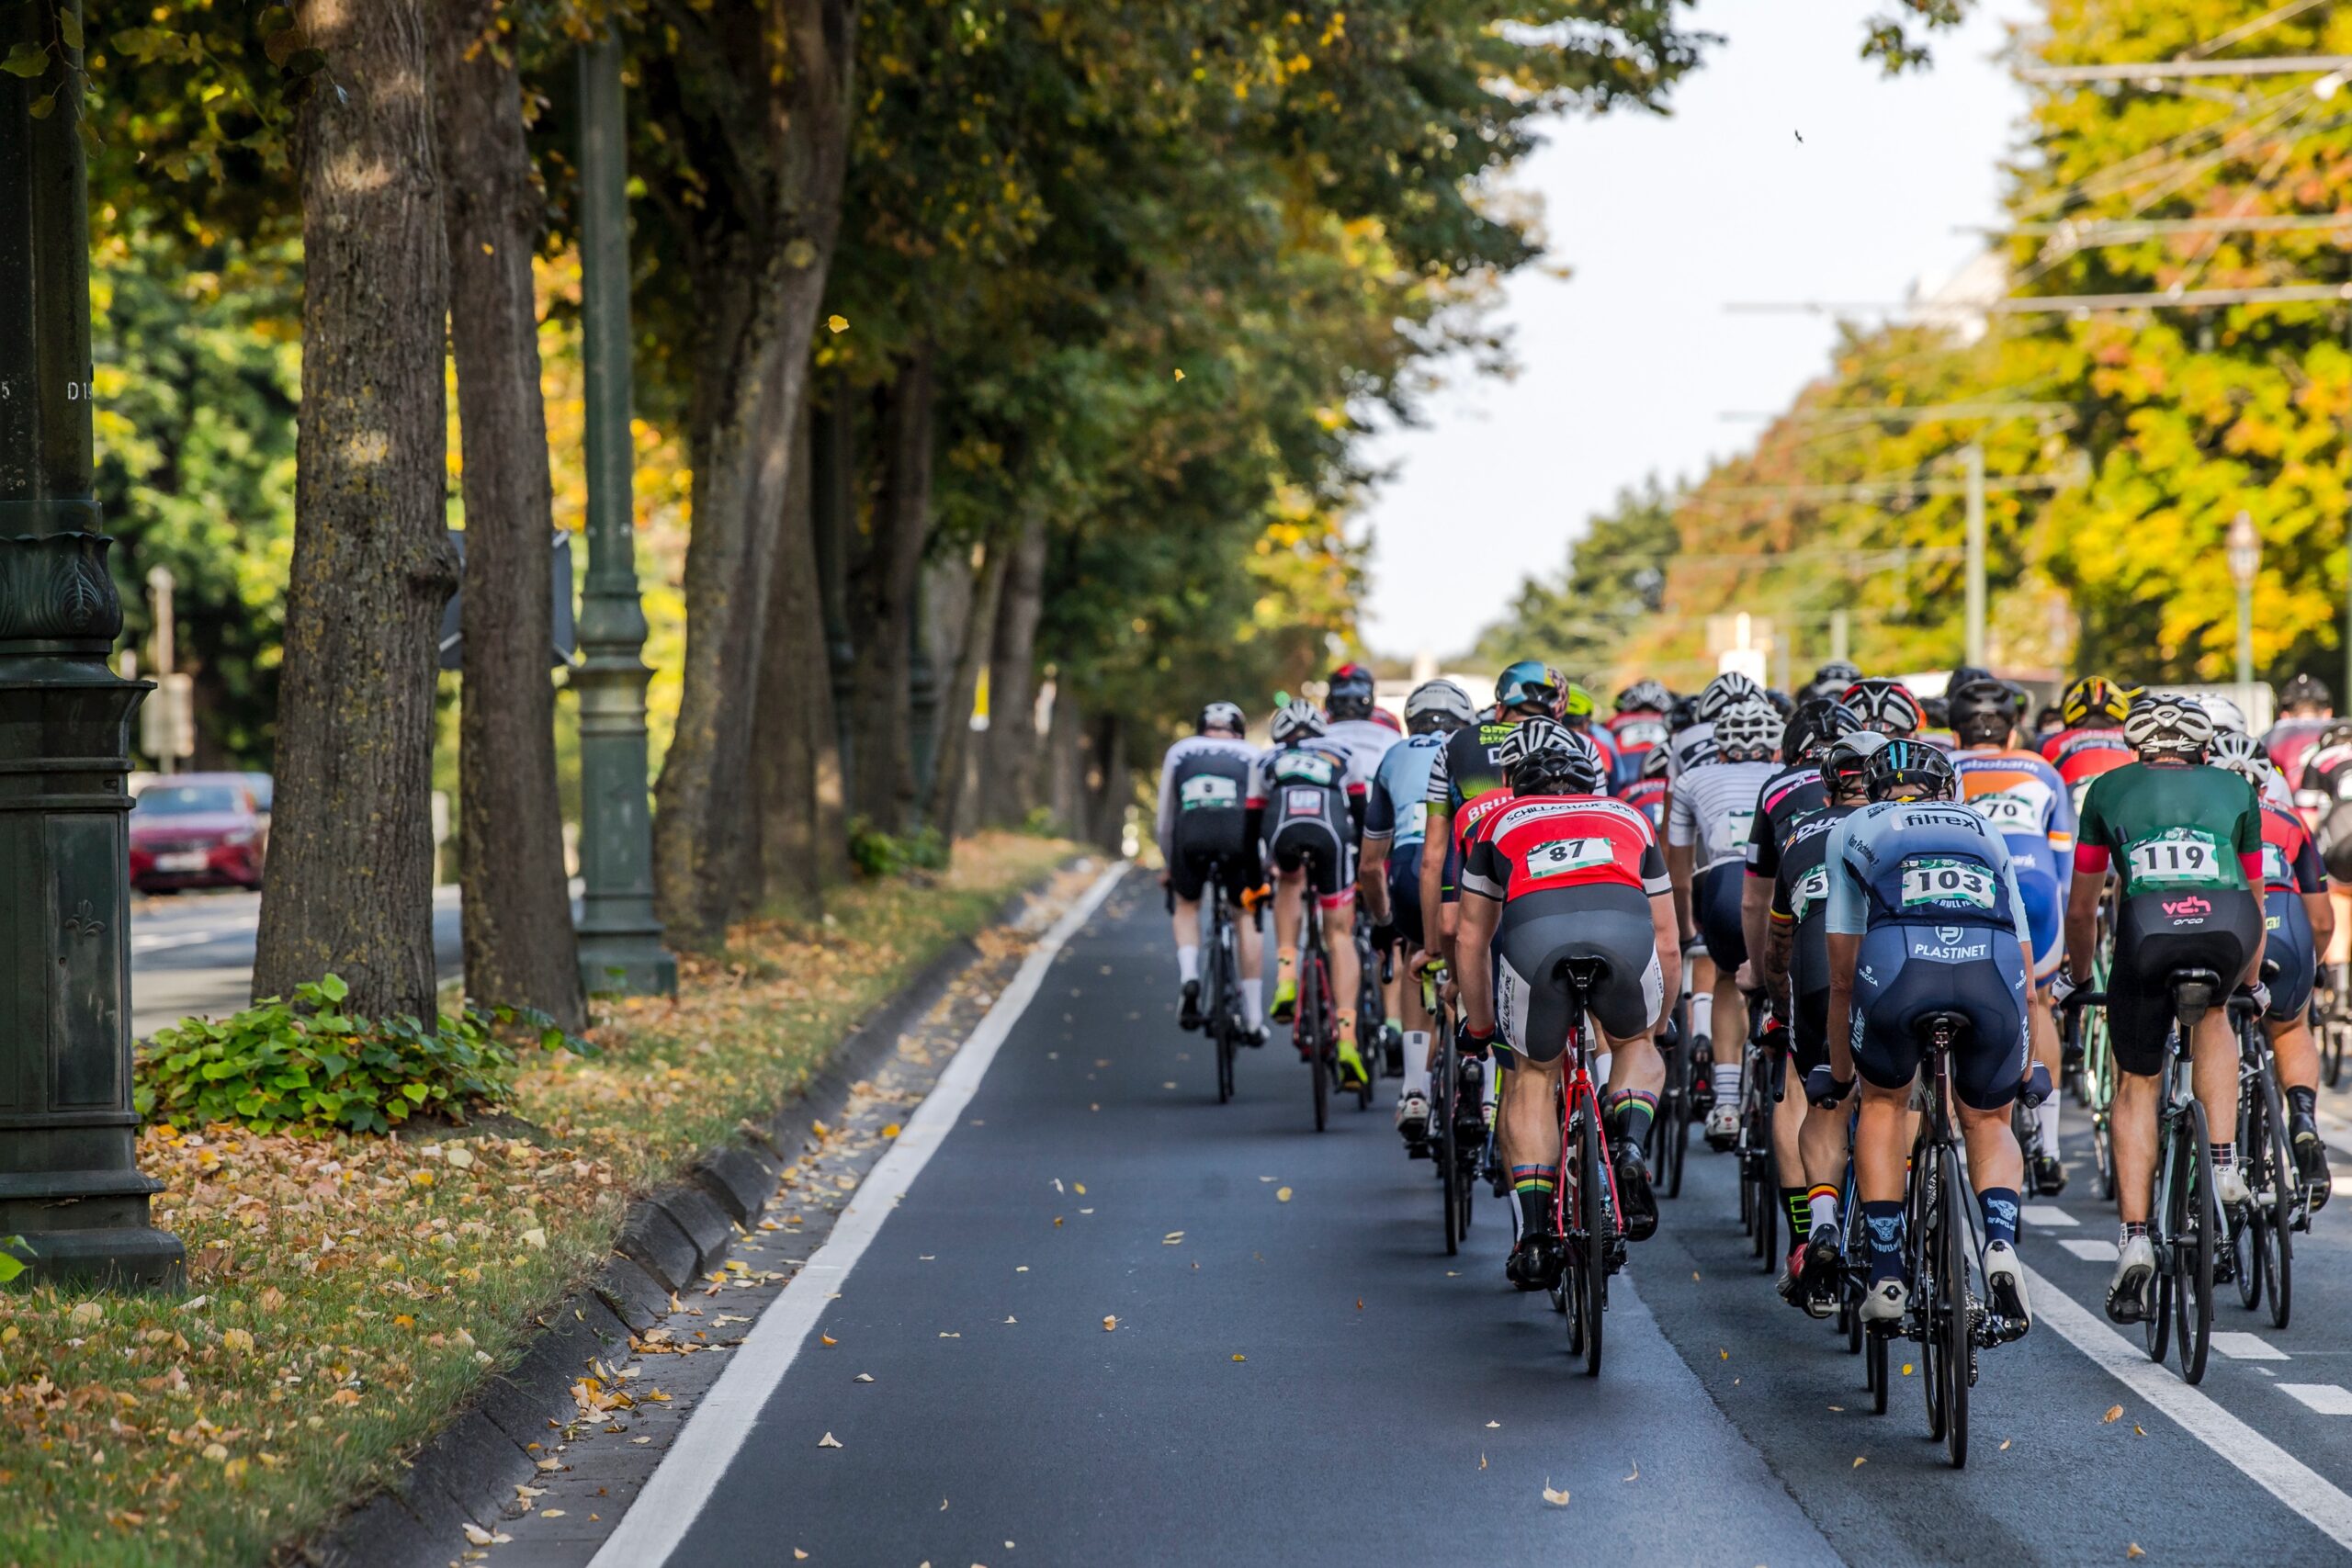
[0,0,184,1286]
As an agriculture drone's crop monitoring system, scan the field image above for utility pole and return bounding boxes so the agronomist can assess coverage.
[0,0,183,1286]
[2228,511,2260,691]
[1829,608,1850,663]
[145,565,175,774]
[1963,443,1987,668]
[572,33,675,998]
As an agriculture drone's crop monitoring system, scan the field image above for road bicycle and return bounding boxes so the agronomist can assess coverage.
[2319,970,2350,1089]
[1295,893,1339,1132]
[2227,964,2297,1330]
[2066,898,2120,1201]
[1545,956,1627,1378]
[1656,990,1694,1200]
[1423,963,1481,1256]
[1737,1001,1781,1275]
[1195,865,1249,1105]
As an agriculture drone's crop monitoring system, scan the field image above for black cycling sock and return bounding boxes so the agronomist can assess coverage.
[1782,1186,1811,1243]
[1978,1186,2019,1248]
[2289,1085,2318,1122]
[1513,1167,1555,1234]
[1861,1200,1904,1285]
[1605,1089,1657,1160]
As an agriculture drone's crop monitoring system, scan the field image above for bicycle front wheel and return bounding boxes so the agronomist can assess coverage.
[2176,1100,2217,1384]
[1439,1027,1462,1258]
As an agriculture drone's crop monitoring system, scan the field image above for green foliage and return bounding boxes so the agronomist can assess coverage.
[847,820,951,880]
[135,975,582,1137]
[0,1236,28,1287]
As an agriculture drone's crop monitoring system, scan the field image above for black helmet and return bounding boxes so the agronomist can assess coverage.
[1948,664,1996,693]
[1499,718,1602,795]
[1812,660,1863,690]
[1946,679,2017,748]
[1763,687,1795,716]
[2284,672,2334,712]
[1615,679,1674,715]
[1921,695,1951,729]
[1863,739,1959,803]
[1823,730,1889,796]
[1326,662,1376,721]
[1785,697,1860,763]
[1667,695,1702,734]
[1842,678,1924,737]
[1641,743,1672,781]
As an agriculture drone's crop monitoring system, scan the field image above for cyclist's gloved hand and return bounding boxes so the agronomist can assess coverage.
[2246,981,2274,1015]
[1369,919,1399,953]
[2051,972,2079,1008]
[1458,1023,1498,1061]
[2019,1061,2053,1109]
[1804,1064,1853,1110]
[1683,934,1709,960]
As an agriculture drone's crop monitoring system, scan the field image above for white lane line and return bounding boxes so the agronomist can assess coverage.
[2059,1238,2119,1261]
[2212,1332,2289,1361]
[2020,1261,2352,1550]
[2021,1203,2076,1227]
[130,931,227,954]
[586,862,1125,1568]
[2279,1384,2352,1415]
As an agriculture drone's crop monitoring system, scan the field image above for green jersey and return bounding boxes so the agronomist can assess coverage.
[2075,761,2261,899]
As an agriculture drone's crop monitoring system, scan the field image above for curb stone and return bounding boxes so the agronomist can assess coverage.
[302,859,1085,1568]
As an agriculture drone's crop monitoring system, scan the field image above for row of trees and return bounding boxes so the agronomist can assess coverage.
[1480,0,2352,694]
[42,1,1717,1031]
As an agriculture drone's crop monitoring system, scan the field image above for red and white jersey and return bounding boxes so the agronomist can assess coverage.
[1460,794,1670,902]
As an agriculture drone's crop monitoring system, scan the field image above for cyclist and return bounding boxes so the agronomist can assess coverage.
[1454,722,1680,1288]
[2266,673,2335,790]
[1620,743,1670,829]
[1817,739,2036,1333]
[1661,672,1768,1079]
[2059,694,2265,1324]
[1419,660,1560,979]
[1561,682,1623,785]
[1948,677,2076,1195]
[1362,678,1478,1148]
[1157,701,1268,1040]
[1760,728,1887,1312]
[1321,662,1403,805]
[2041,676,2137,813]
[1254,701,1373,1087]
[1805,660,1863,705]
[1609,680,1676,787]
[1841,678,1926,742]
[2211,731,2336,1203]
[2033,705,2065,742]
[1668,698,1784,1147]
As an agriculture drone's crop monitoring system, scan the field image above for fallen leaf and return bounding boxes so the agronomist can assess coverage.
[1719,1348,1729,1360]
[882,1123,902,1138]
[2134,1426,2146,1437]
[797,1552,809,1561]
[1828,1405,1844,1413]
[1543,1483,1570,1506]
[1479,1452,1487,1470]
[463,1524,495,1546]
[2000,1439,2011,1450]
[821,1335,837,1347]
[818,1432,842,1449]
[1355,1298,1364,1311]
[1074,1183,1087,1195]
[856,1372,876,1382]
[1102,1315,1118,1332]
[2103,1404,2124,1425]
[1486,1421,1500,1429]
[1852,1457,1866,1469]
[1902,1363,1913,1376]
[827,314,849,333]
[1276,1187,1294,1202]
[1164,1232,1184,1245]
[220,1327,254,1354]
[1624,1461,1639,1482]
[1173,368,1186,380]
[540,1509,566,1518]
[2128,1548,2144,1561]
[1231,1353,1246,1362]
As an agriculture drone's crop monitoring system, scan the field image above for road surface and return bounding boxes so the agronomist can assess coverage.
[130,886,462,1036]
[484,866,2352,1565]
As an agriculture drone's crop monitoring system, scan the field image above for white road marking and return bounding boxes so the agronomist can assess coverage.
[585,862,1125,1568]
[2021,1203,2075,1227]
[2020,1261,2352,1549]
[130,931,226,954]
[2058,1238,2118,1261]
[2211,1332,2289,1361]
[2278,1384,2352,1415]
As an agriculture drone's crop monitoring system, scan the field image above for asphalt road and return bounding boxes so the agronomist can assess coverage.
[129,886,462,1035]
[501,867,2352,1566]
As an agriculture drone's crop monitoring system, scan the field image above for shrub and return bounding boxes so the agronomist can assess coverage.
[135,975,583,1136]
[847,819,950,879]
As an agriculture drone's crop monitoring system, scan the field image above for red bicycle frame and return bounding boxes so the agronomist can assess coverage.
[1554,1009,1625,1243]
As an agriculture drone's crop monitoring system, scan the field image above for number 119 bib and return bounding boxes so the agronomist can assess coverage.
[2122,827,2225,894]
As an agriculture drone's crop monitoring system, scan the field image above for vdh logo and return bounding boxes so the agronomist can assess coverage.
[2163,895,2212,918]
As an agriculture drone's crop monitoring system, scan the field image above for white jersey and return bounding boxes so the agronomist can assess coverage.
[1666,721,1715,783]
[1321,717,1400,794]
[1155,735,1260,863]
[1668,759,1780,873]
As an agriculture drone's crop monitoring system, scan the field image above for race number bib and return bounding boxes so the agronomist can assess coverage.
[1180,775,1238,810]
[1899,856,1996,910]
[1723,809,1756,850]
[1968,789,2040,831]
[1404,801,1429,840]
[1282,787,1328,818]
[1616,719,1668,750]
[1792,864,1830,924]
[1274,751,1338,786]
[2123,828,2224,889]
[2261,842,2289,886]
[1526,837,1617,879]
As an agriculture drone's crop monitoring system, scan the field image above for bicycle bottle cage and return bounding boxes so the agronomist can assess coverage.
[2168,967,2222,1030]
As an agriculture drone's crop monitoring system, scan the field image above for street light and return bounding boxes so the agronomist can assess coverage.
[2228,511,2261,691]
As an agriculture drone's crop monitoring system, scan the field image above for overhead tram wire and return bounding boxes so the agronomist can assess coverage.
[1962,213,2352,242]
[2180,0,2335,62]
[1726,283,2352,315]
[2019,56,2352,82]
[2013,84,2312,219]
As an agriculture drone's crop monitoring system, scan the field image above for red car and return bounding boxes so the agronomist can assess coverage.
[129,773,271,893]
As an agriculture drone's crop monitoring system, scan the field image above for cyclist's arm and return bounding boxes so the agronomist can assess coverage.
[1650,887,1683,1014]
[2063,848,2106,985]
[1457,891,1500,1034]
[1358,834,1391,922]
[1419,807,1452,961]
[1739,869,1771,987]
[1821,822,1866,1083]
[1665,840,1696,942]
[1153,749,1181,864]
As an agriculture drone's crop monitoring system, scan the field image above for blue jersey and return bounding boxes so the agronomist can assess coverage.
[1951,748,2075,884]
[1364,732,1444,849]
[1823,800,2032,953]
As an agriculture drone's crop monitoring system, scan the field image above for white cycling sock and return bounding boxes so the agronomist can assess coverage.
[1691,991,1714,1043]
[1401,1034,1431,1099]
[1240,978,1264,1029]
[1594,1050,1612,1086]
[1712,1062,1742,1102]
[1177,945,1200,986]
[1810,1190,1840,1235]
[2036,1098,2060,1156]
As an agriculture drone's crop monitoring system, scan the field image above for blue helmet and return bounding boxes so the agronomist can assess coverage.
[1494,660,1561,716]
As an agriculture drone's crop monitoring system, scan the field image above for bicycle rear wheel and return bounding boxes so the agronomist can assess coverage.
[1659,1021,1690,1200]
[2235,1078,2268,1313]
[1920,1182,1946,1444]
[1209,930,1237,1105]
[1581,1109,1607,1378]
[1940,1147,1973,1469]
[1749,1082,1777,1273]
[2262,1068,2295,1330]
[1439,1025,1463,1258]
[2176,1100,2216,1384]
[1305,954,1329,1134]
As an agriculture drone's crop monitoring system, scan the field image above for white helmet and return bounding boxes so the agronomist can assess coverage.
[1696,671,1766,721]
[2198,693,2248,735]
[1500,719,1603,795]
[1712,700,1784,761]
[1404,678,1477,733]
[2207,729,2270,784]
[1270,699,1328,744]
[2123,693,2213,759]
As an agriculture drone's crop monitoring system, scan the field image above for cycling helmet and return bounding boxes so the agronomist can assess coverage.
[1712,700,1785,761]
[2199,693,2249,735]
[1640,743,1673,781]
[1862,738,1959,803]
[2035,705,2064,734]
[2060,675,2131,728]
[1946,679,2017,748]
[1494,659,1561,716]
[1812,660,1863,691]
[2208,729,2270,785]
[1616,679,1673,715]
[1325,662,1376,721]
[1842,678,1924,737]
[1560,682,1600,722]
[1696,671,1766,721]
[1667,694,1702,734]
[1764,687,1795,717]
[2282,672,2333,712]
[1496,716,1571,772]
[1197,701,1246,735]
[1403,678,1476,735]
[1921,694,1951,730]
[1506,724,1606,796]
[1270,699,1328,744]
[1948,664,1996,694]
[1785,697,1860,763]
[1822,729,1890,796]
[2122,692,2213,760]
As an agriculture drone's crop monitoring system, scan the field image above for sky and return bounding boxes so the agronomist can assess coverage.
[1357,0,2042,659]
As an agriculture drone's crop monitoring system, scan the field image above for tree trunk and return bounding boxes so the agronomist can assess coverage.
[925,533,1007,839]
[752,393,839,919]
[1082,711,1129,853]
[978,509,1047,828]
[843,344,935,836]
[432,0,585,1031]
[1043,678,1083,835]
[254,0,459,1021]
[648,0,856,948]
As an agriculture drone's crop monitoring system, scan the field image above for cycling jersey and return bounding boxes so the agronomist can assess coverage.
[1462,795,1669,903]
[1746,761,1828,885]
[1157,735,1261,900]
[1424,720,1515,820]
[2258,802,2325,1023]
[1618,774,1668,829]
[1607,709,1670,788]
[2046,727,2135,814]
[1323,716,1400,798]
[1668,759,1779,874]
[1363,732,1443,849]
[1252,741,1355,907]
[1955,747,2075,978]
[1769,802,1857,1074]
[2073,761,2263,899]
[2264,717,2332,794]
[1665,721,1716,783]
[2260,801,2325,896]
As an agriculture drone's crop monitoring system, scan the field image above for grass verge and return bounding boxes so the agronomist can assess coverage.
[0,831,1080,1567]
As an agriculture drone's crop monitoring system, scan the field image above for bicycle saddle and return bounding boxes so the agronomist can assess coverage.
[1912,1009,1973,1046]
[1557,955,1611,994]
[2168,967,2222,1029]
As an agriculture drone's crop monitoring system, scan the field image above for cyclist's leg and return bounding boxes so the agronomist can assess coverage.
[1698,863,1748,1135]
[2262,891,2325,1188]
[2190,898,2262,1199]
[2018,858,2067,1180]
[1168,849,1212,1026]
[1269,832,1306,1019]
[1850,930,1926,1309]
[1235,887,1267,1034]
[1792,987,1851,1298]
[1392,847,1435,1133]
[1325,874,1365,1081]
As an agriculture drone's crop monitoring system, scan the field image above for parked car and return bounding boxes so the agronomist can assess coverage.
[129,773,271,893]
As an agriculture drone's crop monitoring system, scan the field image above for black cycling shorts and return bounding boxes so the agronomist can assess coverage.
[1491,884,1664,1064]
[1850,922,2030,1111]
[1697,861,1747,970]
[1169,836,1261,904]
[2106,889,2262,1077]
[2263,888,2316,1025]
[1269,818,1352,907]
[1789,986,1830,1077]
[1387,843,1426,950]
